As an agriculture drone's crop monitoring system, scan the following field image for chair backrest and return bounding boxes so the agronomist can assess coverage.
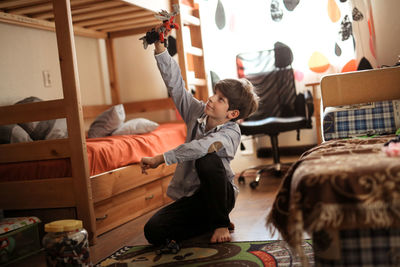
[236,46,297,120]
[320,66,400,110]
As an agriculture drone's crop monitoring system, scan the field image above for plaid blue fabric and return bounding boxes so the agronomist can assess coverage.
[323,100,397,141]
[314,228,400,267]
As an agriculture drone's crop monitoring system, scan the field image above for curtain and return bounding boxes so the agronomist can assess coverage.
[202,0,377,93]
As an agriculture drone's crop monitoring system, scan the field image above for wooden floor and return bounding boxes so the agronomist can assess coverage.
[14,152,301,266]
[90,152,300,264]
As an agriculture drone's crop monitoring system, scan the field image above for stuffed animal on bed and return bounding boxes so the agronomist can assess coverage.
[139,4,180,49]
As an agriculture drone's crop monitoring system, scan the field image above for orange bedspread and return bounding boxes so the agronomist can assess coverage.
[0,123,186,181]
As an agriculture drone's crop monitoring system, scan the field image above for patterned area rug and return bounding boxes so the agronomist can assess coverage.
[97,240,314,266]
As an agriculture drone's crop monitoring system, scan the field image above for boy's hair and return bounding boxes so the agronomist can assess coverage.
[214,78,259,121]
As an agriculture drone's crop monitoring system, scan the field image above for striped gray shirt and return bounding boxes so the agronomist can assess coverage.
[155,50,240,200]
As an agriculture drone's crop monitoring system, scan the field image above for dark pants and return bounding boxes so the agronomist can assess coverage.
[144,153,235,245]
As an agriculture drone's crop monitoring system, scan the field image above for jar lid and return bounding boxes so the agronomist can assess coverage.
[45,220,83,232]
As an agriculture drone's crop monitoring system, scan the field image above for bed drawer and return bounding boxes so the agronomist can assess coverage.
[94,179,164,236]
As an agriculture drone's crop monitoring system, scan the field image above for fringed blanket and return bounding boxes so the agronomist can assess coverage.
[267,135,400,265]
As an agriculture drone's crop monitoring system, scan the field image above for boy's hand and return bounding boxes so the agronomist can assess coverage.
[140,154,165,174]
[154,25,170,54]
[154,41,166,54]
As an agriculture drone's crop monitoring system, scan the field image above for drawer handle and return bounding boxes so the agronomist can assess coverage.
[145,194,154,200]
[96,214,108,221]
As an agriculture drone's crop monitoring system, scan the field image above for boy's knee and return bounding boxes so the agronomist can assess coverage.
[195,153,226,183]
[195,152,222,171]
[144,218,163,245]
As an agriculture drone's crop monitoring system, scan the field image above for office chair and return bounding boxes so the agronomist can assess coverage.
[235,43,314,188]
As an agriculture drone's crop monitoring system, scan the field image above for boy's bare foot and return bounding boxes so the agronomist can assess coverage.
[210,227,231,243]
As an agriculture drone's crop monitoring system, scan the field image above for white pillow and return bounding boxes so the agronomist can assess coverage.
[0,124,32,144]
[112,118,159,136]
[88,104,125,138]
[45,118,68,140]
[10,125,33,143]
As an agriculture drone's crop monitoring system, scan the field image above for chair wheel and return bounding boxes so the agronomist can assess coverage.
[238,176,245,184]
[250,181,259,189]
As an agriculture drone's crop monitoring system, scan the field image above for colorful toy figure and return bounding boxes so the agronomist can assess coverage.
[140,4,180,49]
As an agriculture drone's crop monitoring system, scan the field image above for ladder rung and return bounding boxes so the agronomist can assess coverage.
[182,13,200,26]
[189,78,207,86]
[185,46,203,56]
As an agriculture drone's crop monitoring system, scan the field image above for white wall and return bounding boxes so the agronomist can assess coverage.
[113,34,168,102]
[0,23,108,106]
[372,0,400,66]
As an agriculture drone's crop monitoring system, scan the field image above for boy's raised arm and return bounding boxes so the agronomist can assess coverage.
[154,41,204,124]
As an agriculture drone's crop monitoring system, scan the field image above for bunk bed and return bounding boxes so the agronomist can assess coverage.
[0,0,208,244]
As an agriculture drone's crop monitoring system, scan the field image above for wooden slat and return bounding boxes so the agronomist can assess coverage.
[83,104,112,119]
[0,11,107,38]
[185,46,203,56]
[7,2,52,15]
[0,0,48,9]
[53,0,96,242]
[182,13,200,26]
[73,9,150,27]
[91,163,176,203]
[171,0,189,97]
[189,78,207,86]
[88,15,155,31]
[0,178,75,209]
[0,139,70,163]
[108,24,158,38]
[0,99,66,125]
[106,37,121,105]
[71,6,141,22]
[321,66,400,109]
[71,1,123,15]
[32,0,99,19]
[124,98,176,114]
[94,179,164,235]
[101,20,158,32]
[83,98,175,119]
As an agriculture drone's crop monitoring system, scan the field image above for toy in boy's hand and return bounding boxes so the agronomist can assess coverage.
[139,4,180,49]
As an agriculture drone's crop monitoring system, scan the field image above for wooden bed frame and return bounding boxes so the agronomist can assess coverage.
[0,0,208,244]
[320,66,400,109]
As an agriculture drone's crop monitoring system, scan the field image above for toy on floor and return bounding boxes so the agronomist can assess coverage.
[155,239,180,255]
[382,134,400,157]
[140,4,180,49]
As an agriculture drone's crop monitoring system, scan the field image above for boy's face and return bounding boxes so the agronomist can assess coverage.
[205,89,238,121]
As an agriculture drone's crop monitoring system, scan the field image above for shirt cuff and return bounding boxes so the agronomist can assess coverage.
[163,150,177,166]
[154,49,168,58]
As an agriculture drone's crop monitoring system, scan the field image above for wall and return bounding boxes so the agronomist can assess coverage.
[113,34,175,122]
[200,0,400,150]
[372,0,400,66]
[0,21,174,123]
[0,23,109,107]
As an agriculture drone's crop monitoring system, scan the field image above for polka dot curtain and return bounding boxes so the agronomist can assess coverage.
[201,0,377,94]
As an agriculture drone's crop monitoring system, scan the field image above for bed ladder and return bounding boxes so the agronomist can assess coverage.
[172,0,209,103]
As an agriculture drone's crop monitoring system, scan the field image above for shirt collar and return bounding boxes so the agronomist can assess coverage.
[197,115,223,132]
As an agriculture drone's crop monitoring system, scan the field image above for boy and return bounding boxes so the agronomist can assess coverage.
[140,40,258,250]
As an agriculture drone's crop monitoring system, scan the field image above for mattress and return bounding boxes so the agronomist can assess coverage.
[267,135,400,259]
[0,123,186,181]
[322,99,400,141]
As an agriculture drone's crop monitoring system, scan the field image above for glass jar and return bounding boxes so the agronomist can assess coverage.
[42,220,91,267]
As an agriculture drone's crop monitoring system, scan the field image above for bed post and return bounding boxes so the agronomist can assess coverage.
[106,36,121,105]
[52,0,96,243]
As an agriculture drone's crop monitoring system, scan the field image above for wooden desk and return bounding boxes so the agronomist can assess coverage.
[305,82,322,144]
